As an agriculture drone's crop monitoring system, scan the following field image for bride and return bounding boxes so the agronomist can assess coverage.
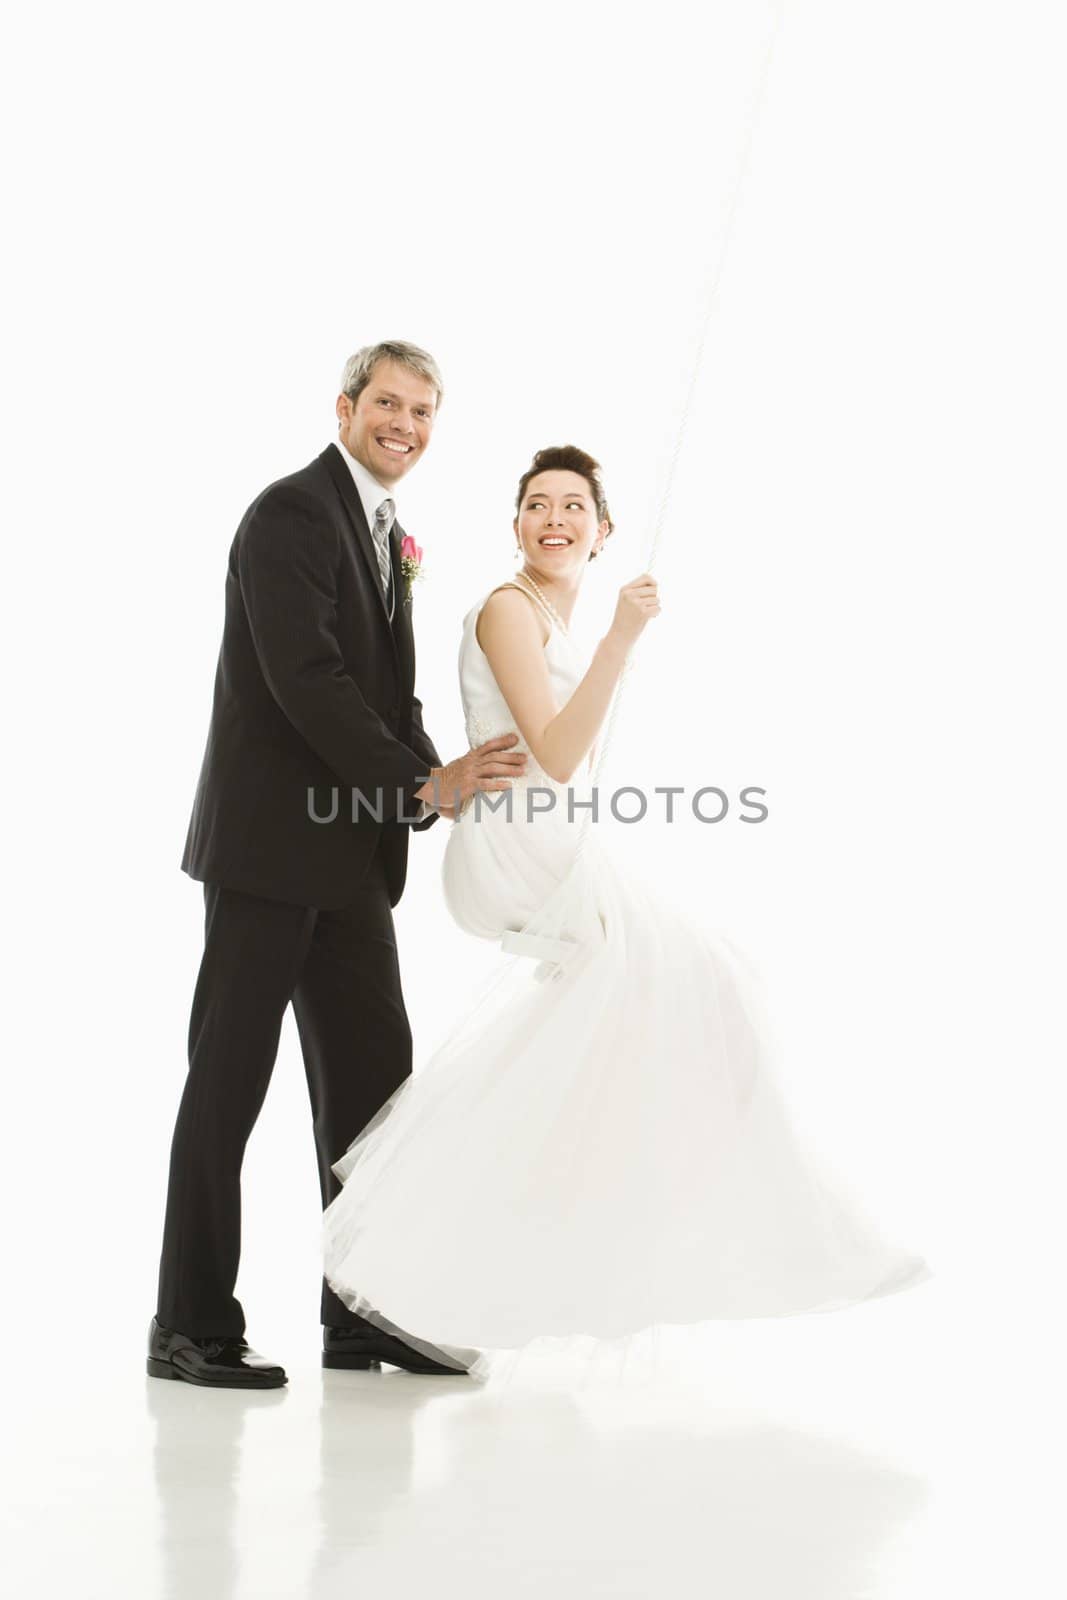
[321,444,931,1373]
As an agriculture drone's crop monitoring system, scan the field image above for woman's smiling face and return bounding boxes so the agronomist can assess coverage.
[515,471,607,577]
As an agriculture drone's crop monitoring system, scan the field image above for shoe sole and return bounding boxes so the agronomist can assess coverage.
[322,1351,467,1376]
[146,1356,287,1389]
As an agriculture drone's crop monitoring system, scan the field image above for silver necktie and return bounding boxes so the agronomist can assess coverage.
[372,498,395,619]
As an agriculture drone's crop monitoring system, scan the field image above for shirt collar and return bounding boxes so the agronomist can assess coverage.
[332,438,397,532]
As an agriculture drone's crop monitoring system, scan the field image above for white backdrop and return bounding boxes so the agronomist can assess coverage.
[2,0,1064,1431]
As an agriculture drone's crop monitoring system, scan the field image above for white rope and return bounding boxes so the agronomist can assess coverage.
[575,2,784,863]
[505,5,784,977]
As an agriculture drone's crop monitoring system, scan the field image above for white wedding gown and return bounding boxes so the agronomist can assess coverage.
[321,582,931,1372]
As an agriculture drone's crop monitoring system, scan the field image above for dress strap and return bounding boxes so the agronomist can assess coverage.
[479,582,556,636]
[484,579,557,634]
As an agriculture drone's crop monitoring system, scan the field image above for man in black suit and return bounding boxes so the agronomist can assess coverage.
[149,341,526,1387]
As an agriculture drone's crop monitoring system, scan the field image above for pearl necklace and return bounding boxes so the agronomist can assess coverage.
[515,569,570,636]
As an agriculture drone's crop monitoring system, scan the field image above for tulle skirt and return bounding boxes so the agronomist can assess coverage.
[322,792,931,1372]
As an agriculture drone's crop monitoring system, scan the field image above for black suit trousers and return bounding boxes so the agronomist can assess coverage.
[155,838,411,1337]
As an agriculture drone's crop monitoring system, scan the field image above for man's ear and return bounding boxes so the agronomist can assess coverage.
[335,393,349,429]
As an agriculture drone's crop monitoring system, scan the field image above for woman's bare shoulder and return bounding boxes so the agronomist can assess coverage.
[476,583,550,649]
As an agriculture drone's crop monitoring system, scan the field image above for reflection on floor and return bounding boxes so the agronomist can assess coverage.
[6,1282,1028,1599]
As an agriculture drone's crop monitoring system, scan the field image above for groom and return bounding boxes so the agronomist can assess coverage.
[150,340,527,1387]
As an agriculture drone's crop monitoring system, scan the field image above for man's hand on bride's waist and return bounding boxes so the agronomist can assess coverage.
[415,734,528,814]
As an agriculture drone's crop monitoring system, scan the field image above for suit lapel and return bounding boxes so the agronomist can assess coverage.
[391,519,416,694]
[320,445,401,672]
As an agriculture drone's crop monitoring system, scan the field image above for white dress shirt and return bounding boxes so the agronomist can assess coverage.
[331,438,437,822]
[332,437,398,556]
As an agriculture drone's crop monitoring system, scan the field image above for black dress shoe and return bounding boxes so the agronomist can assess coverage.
[323,1323,469,1376]
[147,1317,287,1388]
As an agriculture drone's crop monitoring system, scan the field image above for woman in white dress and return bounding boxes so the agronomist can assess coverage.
[321,445,931,1373]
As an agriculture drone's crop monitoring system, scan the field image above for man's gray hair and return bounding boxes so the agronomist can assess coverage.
[339,340,444,410]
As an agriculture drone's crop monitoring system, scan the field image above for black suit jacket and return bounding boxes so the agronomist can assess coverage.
[181,444,443,909]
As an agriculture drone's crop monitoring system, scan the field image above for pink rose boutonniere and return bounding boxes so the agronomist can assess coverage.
[399,534,424,603]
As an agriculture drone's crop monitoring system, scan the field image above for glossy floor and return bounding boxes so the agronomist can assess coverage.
[3,1280,1057,1598]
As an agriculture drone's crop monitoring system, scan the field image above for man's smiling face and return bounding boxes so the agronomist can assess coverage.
[336,358,438,485]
